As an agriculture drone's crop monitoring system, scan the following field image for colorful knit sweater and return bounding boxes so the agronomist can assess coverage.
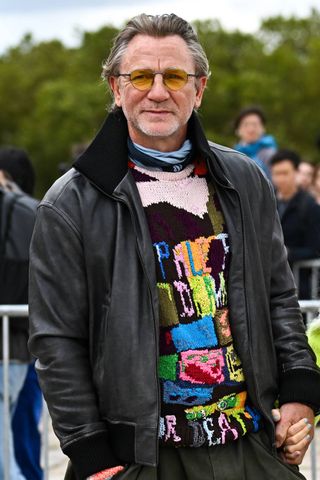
[129,157,261,448]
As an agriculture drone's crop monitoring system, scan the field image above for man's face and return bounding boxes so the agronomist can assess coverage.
[314,168,320,193]
[271,160,298,198]
[0,170,6,186]
[297,162,314,190]
[110,34,207,151]
[236,114,265,144]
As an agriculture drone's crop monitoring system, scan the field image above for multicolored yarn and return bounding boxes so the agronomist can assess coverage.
[130,156,261,448]
[88,465,125,480]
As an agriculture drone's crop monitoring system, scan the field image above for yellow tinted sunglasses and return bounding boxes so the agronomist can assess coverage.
[116,68,198,91]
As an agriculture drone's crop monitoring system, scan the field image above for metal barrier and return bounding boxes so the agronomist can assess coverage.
[299,301,320,480]
[293,261,320,479]
[1,305,28,480]
[293,259,320,300]
[293,256,320,479]
[1,304,319,480]
[0,305,49,480]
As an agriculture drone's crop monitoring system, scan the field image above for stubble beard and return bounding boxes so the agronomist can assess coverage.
[126,109,182,140]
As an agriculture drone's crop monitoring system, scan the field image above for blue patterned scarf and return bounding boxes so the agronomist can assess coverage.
[128,137,193,172]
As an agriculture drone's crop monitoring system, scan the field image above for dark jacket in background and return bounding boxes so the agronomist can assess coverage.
[0,188,38,361]
[277,189,320,298]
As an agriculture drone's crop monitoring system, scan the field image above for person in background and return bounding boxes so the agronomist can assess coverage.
[297,161,315,193]
[0,146,43,480]
[234,106,277,178]
[0,147,35,197]
[0,170,22,193]
[270,149,320,299]
[0,180,35,479]
[311,164,320,205]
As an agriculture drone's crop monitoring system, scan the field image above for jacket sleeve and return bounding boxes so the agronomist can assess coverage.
[28,203,121,480]
[269,204,320,411]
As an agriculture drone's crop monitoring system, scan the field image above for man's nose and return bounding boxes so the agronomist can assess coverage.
[147,73,170,102]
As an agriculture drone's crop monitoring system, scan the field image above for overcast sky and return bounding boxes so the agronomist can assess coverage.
[0,0,319,53]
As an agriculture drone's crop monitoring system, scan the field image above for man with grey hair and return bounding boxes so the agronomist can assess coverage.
[29,13,320,480]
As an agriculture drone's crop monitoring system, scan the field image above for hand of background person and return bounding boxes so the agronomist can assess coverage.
[272,403,314,464]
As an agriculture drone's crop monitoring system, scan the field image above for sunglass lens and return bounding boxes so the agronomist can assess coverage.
[130,70,154,90]
[163,69,188,90]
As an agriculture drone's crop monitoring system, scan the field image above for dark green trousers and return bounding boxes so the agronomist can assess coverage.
[65,431,306,480]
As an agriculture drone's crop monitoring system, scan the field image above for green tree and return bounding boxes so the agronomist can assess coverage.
[1,11,319,195]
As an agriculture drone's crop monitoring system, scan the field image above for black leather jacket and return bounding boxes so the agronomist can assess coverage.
[29,111,320,480]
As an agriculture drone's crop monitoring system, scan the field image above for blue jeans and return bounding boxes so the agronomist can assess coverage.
[12,363,43,480]
[0,362,28,480]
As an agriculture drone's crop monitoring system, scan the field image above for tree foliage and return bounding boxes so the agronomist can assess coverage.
[0,11,319,195]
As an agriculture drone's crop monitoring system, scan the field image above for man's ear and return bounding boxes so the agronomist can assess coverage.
[109,77,122,107]
[194,76,207,110]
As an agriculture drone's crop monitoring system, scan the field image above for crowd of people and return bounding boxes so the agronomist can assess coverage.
[234,106,320,205]
[0,13,320,479]
[234,106,320,299]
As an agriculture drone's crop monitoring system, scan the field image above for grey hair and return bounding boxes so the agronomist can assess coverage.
[101,13,210,82]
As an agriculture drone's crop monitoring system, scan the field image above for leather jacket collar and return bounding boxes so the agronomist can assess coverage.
[73,109,232,196]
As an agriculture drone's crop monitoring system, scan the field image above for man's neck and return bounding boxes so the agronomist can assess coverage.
[128,128,187,153]
[277,186,299,201]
